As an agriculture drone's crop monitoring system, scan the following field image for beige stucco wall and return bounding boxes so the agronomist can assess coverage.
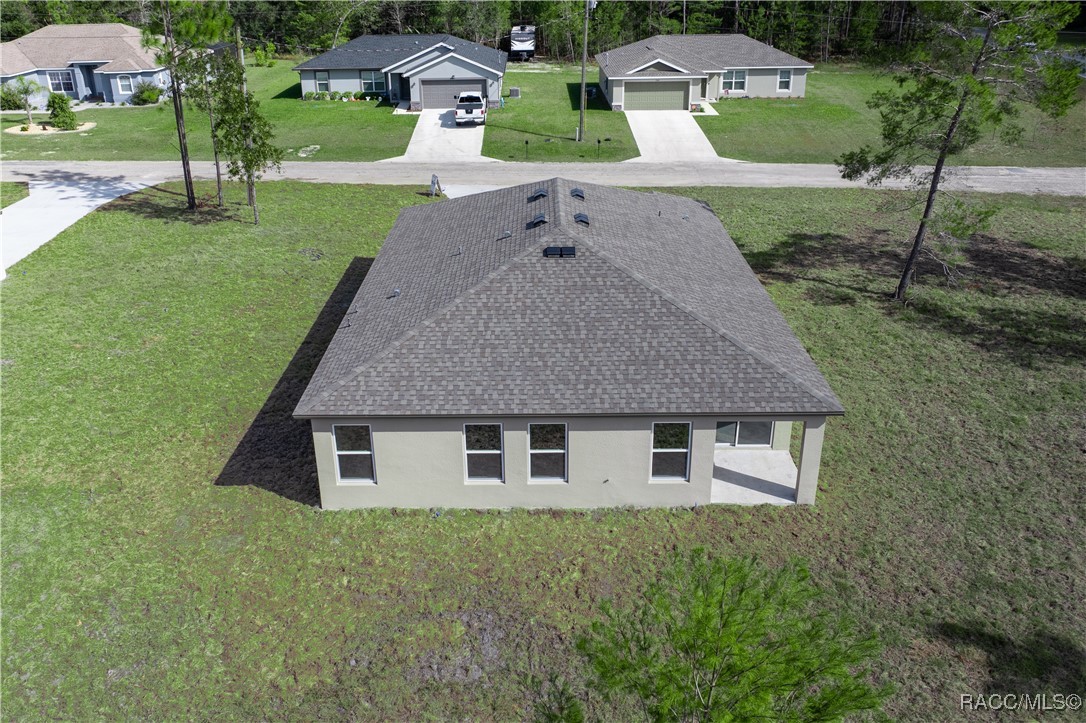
[407,56,502,104]
[712,67,808,99]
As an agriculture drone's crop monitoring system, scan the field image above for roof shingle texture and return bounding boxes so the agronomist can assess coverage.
[295,180,843,419]
[293,34,506,74]
[0,23,163,76]
[597,34,812,77]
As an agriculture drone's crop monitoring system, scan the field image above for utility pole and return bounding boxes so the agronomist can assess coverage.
[683,0,687,34]
[578,0,592,142]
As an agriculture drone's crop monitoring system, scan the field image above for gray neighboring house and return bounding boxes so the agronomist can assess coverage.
[597,33,813,110]
[293,179,844,510]
[0,23,168,106]
[293,34,506,110]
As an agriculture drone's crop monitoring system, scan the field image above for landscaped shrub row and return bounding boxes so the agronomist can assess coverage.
[129,80,163,106]
[302,90,378,101]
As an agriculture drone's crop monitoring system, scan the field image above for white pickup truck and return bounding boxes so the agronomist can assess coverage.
[454,93,487,126]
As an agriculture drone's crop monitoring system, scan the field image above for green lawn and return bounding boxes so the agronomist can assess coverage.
[2,182,1084,719]
[0,62,417,162]
[696,64,1086,166]
[482,66,638,162]
[0,181,29,208]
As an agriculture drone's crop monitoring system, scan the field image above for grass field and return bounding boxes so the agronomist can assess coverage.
[2,181,1084,719]
[0,181,29,208]
[695,64,1086,166]
[482,66,638,162]
[0,63,417,163]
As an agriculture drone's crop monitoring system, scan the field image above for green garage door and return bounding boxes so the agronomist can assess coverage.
[420,79,486,109]
[624,81,689,110]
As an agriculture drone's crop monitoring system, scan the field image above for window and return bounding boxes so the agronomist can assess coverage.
[315,71,329,93]
[333,425,375,483]
[118,75,133,94]
[360,70,386,93]
[465,424,503,482]
[529,424,567,482]
[777,69,792,92]
[47,71,75,93]
[721,70,746,92]
[715,421,774,447]
[651,422,690,480]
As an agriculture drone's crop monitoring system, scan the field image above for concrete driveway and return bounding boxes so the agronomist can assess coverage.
[383,108,497,163]
[624,110,725,163]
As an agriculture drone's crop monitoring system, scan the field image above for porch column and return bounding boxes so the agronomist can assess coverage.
[795,416,826,505]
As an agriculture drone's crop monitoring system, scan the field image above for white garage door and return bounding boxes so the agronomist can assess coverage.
[420,79,486,109]
[624,81,689,110]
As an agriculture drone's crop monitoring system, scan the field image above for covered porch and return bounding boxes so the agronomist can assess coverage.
[708,417,826,506]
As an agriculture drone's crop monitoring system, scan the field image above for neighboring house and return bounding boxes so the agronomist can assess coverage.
[0,23,168,106]
[596,34,813,110]
[293,179,844,510]
[293,34,507,110]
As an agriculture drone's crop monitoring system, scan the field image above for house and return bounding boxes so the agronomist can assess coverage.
[0,24,168,106]
[596,34,813,110]
[293,179,844,510]
[293,34,506,110]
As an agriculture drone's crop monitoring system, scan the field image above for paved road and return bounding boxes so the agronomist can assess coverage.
[624,111,726,163]
[2,160,1083,195]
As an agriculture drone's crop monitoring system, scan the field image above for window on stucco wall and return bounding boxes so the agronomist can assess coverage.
[465,424,504,482]
[651,422,691,480]
[333,425,376,483]
[118,75,133,94]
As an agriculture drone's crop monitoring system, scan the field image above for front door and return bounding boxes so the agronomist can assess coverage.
[700,77,707,100]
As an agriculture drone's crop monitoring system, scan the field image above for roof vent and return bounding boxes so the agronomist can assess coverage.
[529,213,547,228]
[570,187,585,200]
[528,188,548,201]
[388,288,401,299]
[574,212,590,226]
[543,246,576,258]
[497,230,513,240]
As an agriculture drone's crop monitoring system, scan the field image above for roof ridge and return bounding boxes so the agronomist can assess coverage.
[295,230,567,416]
[582,234,841,411]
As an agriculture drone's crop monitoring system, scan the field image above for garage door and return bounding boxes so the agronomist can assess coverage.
[420,79,486,109]
[624,81,689,110]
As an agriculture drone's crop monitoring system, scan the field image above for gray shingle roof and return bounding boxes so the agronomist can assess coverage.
[0,23,163,76]
[294,179,843,418]
[597,34,812,77]
[293,34,506,75]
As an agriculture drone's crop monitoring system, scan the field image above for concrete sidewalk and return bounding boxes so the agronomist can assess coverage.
[1,173,161,279]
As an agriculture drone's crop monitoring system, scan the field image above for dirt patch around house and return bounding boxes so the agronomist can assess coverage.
[4,121,97,135]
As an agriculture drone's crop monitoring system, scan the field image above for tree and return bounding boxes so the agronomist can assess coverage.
[837,1,1081,301]
[177,51,228,207]
[570,550,889,721]
[213,53,283,225]
[143,0,232,210]
[2,77,42,126]
[46,92,78,130]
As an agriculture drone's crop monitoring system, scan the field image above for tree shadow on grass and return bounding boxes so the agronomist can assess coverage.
[108,185,244,226]
[564,82,607,111]
[274,82,301,99]
[932,621,1086,694]
[214,256,374,506]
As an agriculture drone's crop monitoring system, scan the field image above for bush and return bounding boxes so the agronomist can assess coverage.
[249,41,277,67]
[129,80,162,106]
[303,91,315,101]
[46,92,78,130]
[20,125,29,132]
[1,83,25,111]
[315,91,329,101]
[329,91,341,101]
[353,91,365,100]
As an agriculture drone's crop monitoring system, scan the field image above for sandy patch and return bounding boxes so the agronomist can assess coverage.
[4,121,96,136]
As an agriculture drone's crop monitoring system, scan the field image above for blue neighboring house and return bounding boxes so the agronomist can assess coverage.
[0,23,168,107]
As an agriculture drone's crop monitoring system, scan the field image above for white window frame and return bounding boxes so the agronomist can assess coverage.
[464,423,504,484]
[315,71,329,93]
[528,422,568,484]
[715,420,775,448]
[721,70,746,92]
[650,421,691,482]
[118,74,133,94]
[360,70,386,93]
[332,424,376,485]
[48,70,75,93]
[777,69,792,92]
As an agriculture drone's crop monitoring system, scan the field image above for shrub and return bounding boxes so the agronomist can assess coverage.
[250,41,277,67]
[46,92,78,130]
[129,80,162,106]
[303,91,315,101]
[315,91,329,101]
[329,91,341,101]
[20,125,29,132]
[0,83,23,111]
[353,91,365,100]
